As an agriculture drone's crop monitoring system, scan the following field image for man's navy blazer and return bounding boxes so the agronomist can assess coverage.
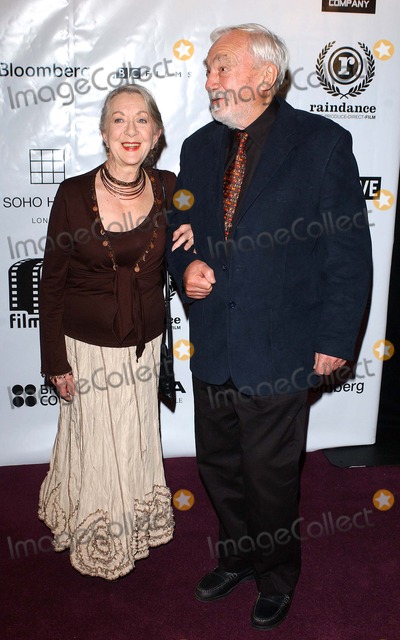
[167,97,372,395]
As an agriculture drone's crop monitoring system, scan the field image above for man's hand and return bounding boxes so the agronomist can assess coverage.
[183,260,216,299]
[313,353,346,376]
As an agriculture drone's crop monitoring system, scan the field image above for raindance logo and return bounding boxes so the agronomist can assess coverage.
[311,41,377,117]
[316,42,375,99]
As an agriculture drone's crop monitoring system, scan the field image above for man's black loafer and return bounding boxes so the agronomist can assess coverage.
[251,593,292,630]
[195,566,254,602]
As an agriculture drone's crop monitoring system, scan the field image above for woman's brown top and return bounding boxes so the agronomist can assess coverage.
[39,165,176,376]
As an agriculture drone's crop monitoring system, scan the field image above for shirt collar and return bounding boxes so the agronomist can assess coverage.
[243,96,280,149]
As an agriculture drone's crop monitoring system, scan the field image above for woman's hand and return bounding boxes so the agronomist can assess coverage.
[50,372,76,402]
[172,224,196,252]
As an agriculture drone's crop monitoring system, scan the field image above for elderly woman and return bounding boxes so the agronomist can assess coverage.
[38,85,192,580]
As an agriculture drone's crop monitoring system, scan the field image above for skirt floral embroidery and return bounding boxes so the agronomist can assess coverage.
[38,334,174,580]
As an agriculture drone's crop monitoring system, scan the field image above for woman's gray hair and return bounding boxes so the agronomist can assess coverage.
[210,23,289,89]
[99,85,165,166]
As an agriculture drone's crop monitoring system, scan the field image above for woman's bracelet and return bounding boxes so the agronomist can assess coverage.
[49,371,73,384]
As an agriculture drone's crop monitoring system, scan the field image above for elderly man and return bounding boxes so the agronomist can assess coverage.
[168,24,372,630]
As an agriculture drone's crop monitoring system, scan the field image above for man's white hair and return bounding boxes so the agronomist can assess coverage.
[210,23,289,88]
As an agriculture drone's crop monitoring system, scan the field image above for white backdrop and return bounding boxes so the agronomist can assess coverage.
[1,0,399,465]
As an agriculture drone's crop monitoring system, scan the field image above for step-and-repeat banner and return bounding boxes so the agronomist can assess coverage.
[1,0,398,465]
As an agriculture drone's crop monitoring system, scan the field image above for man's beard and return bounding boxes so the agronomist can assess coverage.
[210,102,246,129]
[211,109,237,129]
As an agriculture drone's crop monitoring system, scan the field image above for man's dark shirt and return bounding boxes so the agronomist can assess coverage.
[225,97,279,236]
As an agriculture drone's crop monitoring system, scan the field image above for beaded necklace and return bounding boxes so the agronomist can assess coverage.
[92,168,161,273]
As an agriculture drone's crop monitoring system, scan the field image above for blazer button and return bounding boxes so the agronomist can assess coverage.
[221,263,227,271]
[228,300,236,309]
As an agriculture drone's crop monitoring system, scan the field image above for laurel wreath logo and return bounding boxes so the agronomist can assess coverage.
[316,41,375,99]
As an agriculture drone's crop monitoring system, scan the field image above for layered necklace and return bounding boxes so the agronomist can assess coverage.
[92,168,160,273]
[100,162,146,200]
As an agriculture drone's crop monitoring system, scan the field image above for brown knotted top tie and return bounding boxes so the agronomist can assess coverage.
[223,131,248,239]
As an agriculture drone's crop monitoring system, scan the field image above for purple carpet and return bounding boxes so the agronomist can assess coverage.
[1,452,399,639]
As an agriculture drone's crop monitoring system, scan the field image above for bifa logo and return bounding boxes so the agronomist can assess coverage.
[8,384,59,408]
[316,42,375,99]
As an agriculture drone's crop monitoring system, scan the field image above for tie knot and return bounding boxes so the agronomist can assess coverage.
[236,131,248,150]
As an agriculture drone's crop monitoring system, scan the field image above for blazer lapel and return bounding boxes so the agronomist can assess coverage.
[203,123,229,237]
[234,100,299,227]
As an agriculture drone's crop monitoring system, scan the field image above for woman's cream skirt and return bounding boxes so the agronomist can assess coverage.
[38,334,174,580]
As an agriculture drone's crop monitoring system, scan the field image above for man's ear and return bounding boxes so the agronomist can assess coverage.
[263,64,278,90]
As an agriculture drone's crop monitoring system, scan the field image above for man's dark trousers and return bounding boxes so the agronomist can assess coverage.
[193,375,308,595]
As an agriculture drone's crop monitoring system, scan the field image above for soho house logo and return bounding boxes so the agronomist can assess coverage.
[316,42,375,99]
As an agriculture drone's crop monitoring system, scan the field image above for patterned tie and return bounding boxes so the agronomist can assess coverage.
[223,131,248,239]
